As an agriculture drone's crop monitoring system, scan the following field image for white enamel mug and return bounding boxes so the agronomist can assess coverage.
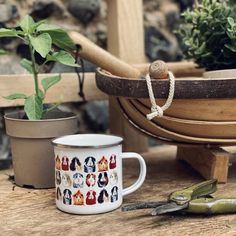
[52,134,146,214]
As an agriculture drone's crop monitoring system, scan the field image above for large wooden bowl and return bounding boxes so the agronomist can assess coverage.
[96,69,236,145]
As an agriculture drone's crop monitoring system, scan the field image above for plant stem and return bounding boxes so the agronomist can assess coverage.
[28,37,39,97]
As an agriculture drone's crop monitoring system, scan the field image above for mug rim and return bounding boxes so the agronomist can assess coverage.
[52,134,123,149]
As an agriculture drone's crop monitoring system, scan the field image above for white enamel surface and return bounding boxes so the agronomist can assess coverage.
[53,134,146,215]
[55,144,123,214]
[53,134,123,147]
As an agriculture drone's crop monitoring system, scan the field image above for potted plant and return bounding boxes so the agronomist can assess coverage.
[0,15,79,188]
[178,0,236,78]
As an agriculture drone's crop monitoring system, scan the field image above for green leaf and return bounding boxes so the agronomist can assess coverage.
[0,28,18,37]
[20,59,33,73]
[0,49,7,55]
[42,103,60,117]
[41,75,61,92]
[3,93,27,100]
[29,33,52,58]
[225,44,236,52]
[24,95,43,120]
[37,23,61,32]
[47,51,79,67]
[38,89,45,99]
[227,17,235,27]
[45,29,76,51]
[20,15,35,33]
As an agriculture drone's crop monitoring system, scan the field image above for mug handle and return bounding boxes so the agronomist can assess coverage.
[121,152,147,197]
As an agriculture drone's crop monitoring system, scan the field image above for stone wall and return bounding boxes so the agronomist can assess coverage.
[0,0,194,168]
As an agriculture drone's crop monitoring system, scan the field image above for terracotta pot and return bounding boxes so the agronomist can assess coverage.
[4,111,78,189]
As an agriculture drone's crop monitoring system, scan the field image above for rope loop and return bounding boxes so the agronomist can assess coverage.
[145,71,175,120]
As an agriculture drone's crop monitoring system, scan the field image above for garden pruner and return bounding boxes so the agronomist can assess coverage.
[122,180,236,215]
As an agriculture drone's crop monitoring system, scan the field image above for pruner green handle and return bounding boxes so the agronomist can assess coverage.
[186,198,236,214]
[169,180,217,205]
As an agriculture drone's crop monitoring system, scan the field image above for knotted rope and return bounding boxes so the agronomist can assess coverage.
[145,71,175,120]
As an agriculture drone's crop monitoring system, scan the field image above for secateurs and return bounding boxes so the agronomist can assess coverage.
[122,180,236,215]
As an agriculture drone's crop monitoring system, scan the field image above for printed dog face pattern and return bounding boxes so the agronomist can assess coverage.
[55,154,119,206]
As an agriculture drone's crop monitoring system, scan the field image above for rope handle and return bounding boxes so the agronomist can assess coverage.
[145,61,175,120]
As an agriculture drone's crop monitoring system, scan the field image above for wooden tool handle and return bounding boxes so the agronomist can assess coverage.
[69,31,141,78]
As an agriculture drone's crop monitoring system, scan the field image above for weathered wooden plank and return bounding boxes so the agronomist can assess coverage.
[2,146,236,235]
[107,0,148,152]
[177,147,230,183]
[96,69,236,99]
[0,73,107,107]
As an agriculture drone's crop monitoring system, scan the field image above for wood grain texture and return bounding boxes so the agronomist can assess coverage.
[107,0,148,152]
[2,146,236,235]
[131,99,236,139]
[0,73,107,107]
[96,69,236,99]
[118,98,236,145]
[177,147,230,183]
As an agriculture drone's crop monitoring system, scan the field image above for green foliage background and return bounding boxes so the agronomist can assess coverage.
[178,0,236,70]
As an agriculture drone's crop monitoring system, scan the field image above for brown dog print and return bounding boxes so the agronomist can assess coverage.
[97,156,108,172]
[73,190,84,206]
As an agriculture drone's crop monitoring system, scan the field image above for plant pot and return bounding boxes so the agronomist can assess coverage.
[203,69,236,79]
[4,111,78,189]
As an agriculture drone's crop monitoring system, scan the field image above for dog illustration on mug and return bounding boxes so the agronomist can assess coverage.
[97,172,108,188]
[61,156,69,171]
[86,190,96,205]
[56,187,62,201]
[97,156,108,172]
[62,173,72,188]
[70,157,82,171]
[97,189,109,204]
[84,156,96,173]
[55,155,61,170]
[111,186,118,202]
[73,173,84,188]
[110,170,118,185]
[109,154,116,169]
[63,189,72,205]
[86,173,96,187]
[55,170,61,185]
[73,190,84,205]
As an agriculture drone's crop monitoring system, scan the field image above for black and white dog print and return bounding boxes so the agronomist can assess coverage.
[63,189,72,205]
[97,172,108,188]
[56,187,62,201]
[70,157,82,171]
[110,186,118,202]
[73,173,84,188]
[55,170,61,185]
[84,156,96,173]
[97,189,109,204]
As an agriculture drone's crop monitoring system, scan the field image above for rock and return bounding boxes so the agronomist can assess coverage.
[176,0,194,11]
[0,1,17,23]
[145,26,180,62]
[16,44,45,65]
[67,0,101,25]
[0,55,28,74]
[30,0,64,20]
[82,101,109,133]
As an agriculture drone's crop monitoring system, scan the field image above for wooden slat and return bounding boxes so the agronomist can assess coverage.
[107,0,148,152]
[0,73,107,107]
[177,147,230,183]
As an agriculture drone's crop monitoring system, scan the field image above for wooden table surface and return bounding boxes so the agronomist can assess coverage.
[1,146,236,236]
